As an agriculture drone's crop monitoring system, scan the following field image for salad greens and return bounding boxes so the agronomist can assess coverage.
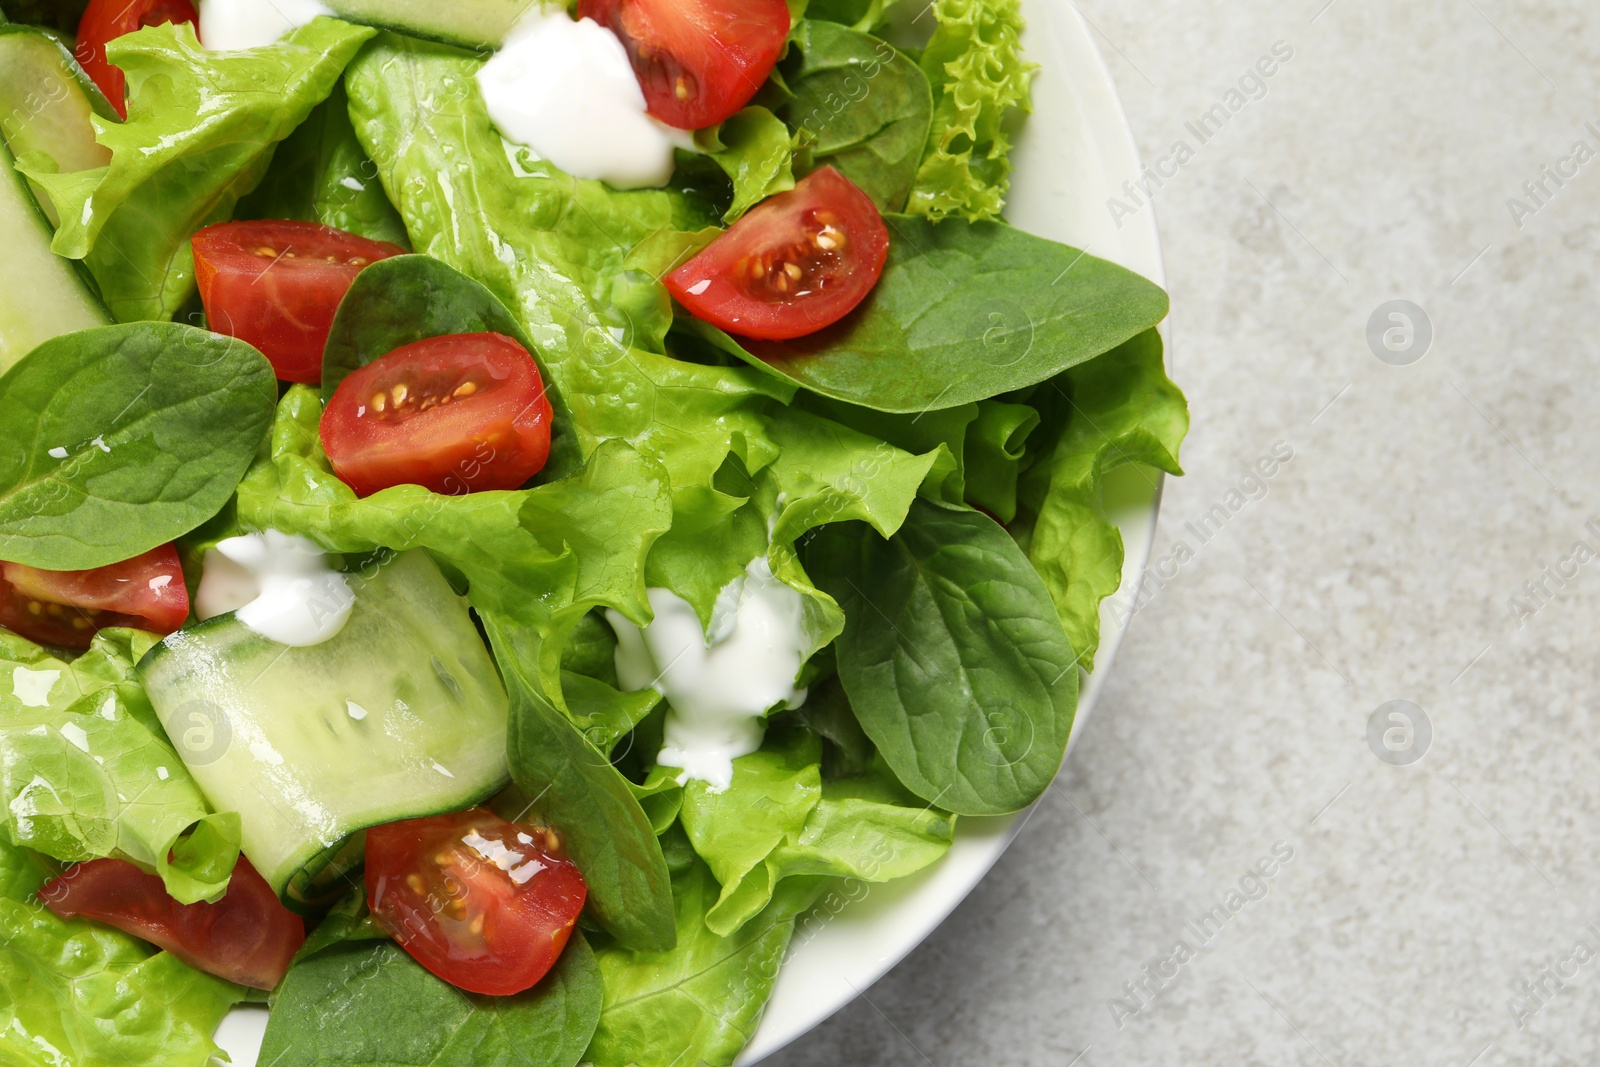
[0,0,1188,1062]
[0,322,276,571]
[0,629,240,902]
[22,19,376,321]
[0,837,246,1066]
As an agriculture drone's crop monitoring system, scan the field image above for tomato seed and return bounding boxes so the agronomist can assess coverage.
[406,874,425,894]
[454,382,478,397]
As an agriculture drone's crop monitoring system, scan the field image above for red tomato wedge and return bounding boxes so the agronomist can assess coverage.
[666,166,889,340]
[40,856,306,990]
[191,221,405,384]
[578,0,790,129]
[0,544,188,650]
[365,808,587,997]
[75,0,199,119]
[320,333,555,498]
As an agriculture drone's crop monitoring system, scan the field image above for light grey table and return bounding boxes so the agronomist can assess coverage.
[769,1,1600,1064]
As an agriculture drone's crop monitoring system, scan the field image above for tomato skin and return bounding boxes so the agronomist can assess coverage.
[320,333,554,498]
[666,166,889,340]
[192,221,406,384]
[75,0,199,119]
[40,856,306,990]
[0,544,188,650]
[366,808,587,997]
[578,0,789,129]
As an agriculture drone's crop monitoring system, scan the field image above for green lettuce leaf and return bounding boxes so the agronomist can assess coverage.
[907,0,1035,222]
[344,33,792,494]
[0,838,245,1067]
[696,105,795,221]
[233,81,409,247]
[21,18,375,321]
[964,398,1040,523]
[0,629,240,904]
[585,830,829,1067]
[1014,329,1188,662]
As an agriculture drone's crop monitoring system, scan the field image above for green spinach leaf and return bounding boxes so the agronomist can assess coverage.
[682,213,1169,413]
[319,254,582,479]
[485,615,677,953]
[259,930,602,1067]
[807,497,1078,815]
[0,322,276,570]
[781,20,932,212]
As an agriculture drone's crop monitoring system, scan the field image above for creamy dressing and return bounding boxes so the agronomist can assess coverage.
[607,558,809,793]
[197,0,332,51]
[195,531,354,647]
[476,8,688,190]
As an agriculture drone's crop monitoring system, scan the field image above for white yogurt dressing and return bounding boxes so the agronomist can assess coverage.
[197,0,332,51]
[195,531,353,647]
[476,7,689,190]
[607,558,809,793]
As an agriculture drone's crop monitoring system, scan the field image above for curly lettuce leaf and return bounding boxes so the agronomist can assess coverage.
[964,398,1041,523]
[907,0,1035,222]
[21,18,375,321]
[0,838,245,1067]
[1014,329,1188,663]
[0,629,240,904]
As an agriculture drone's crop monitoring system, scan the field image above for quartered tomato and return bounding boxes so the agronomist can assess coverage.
[666,166,889,340]
[191,221,405,384]
[365,808,587,997]
[578,0,789,129]
[75,0,199,118]
[0,544,188,650]
[320,333,555,498]
[40,856,305,990]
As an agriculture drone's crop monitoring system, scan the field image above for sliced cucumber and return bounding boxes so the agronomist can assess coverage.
[322,0,540,49]
[0,25,114,225]
[139,550,511,911]
[0,136,109,375]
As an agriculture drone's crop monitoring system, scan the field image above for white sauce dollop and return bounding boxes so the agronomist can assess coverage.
[476,8,688,190]
[198,0,332,51]
[607,558,809,793]
[195,531,354,647]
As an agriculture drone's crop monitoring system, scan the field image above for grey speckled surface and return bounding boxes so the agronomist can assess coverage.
[766,1,1600,1065]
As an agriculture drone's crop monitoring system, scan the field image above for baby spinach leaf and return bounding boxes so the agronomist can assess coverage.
[696,106,795,222]
[682,214,1169,413]
[259,930,602,1067]
[808,497,1078,815]
[0,322,276,570]
[485,615,677,953]
[780,20,933,212]
[320,254,582,480]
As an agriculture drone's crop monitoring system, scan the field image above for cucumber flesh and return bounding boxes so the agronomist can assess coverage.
[322,0,540,49]
[139,550,511,911]
[0,26,114,225]
[0,136,109,375]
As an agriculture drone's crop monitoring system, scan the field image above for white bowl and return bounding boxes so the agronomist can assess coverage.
[215,2,1164,1061]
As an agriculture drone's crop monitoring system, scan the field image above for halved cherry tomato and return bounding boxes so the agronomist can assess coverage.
[320,333,554,498]
[578,0,789,129]
[75,0,199,119]
[40,856,305,990]
[365,808,587,996]
[191,221,405,384]
[0,544,188,650]
[666,166,889,340]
